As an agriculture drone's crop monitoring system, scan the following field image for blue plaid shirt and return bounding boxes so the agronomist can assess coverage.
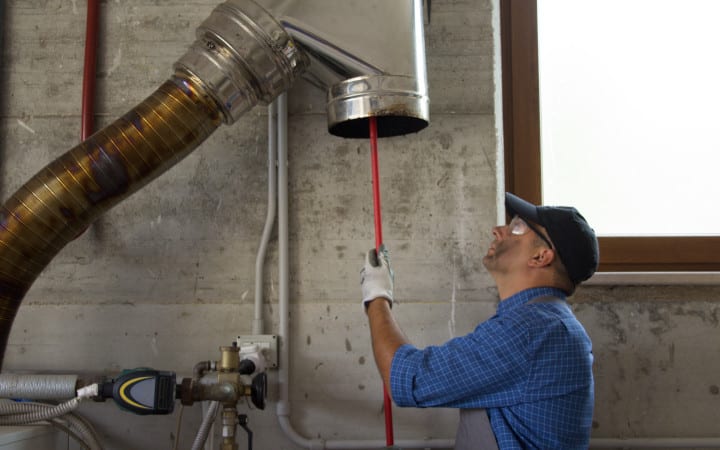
[390,287,594,449]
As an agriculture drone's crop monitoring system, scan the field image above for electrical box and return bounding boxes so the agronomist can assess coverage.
[236,334,278,369]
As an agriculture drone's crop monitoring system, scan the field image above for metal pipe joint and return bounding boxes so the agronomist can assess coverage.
[174,0,308,124]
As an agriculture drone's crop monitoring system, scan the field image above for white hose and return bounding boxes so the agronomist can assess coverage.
[253,100,278,335]
[191,400,220,450]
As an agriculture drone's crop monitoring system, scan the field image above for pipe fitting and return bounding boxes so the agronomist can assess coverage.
[193,360,214,380]
[191,376,241,404]
[219,344,240,372]
[262,0,429,137]
[221,406,240,450]
[327,74,429,138]
[174,0,308,124]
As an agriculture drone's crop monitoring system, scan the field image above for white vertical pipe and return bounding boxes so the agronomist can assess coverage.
[274,92,327,449]
[254,101,279,335]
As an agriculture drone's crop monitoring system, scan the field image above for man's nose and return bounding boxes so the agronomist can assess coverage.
[491,225,505,239]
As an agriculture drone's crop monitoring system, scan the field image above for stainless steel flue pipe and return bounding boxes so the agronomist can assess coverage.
[258,0,430,137]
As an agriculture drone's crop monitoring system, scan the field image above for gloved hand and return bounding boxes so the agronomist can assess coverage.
[360,245,394,309]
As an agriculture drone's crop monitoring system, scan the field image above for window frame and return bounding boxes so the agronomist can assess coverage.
[500,0,720,272]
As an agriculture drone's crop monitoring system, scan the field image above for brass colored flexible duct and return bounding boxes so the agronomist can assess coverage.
[0,0,307,367]
[0,79,222,364]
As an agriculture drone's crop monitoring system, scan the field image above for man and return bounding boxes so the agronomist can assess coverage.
[360,192,599,449]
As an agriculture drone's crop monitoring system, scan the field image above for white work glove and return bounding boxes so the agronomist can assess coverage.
[360,245,394,309]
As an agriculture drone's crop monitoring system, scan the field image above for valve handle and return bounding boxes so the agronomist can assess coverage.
[250,372,267,410]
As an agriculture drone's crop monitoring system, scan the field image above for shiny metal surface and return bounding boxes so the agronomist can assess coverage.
[327,74,429,138]
[175,0,308,124]
[258,0,430,137]
[0,79,223,366]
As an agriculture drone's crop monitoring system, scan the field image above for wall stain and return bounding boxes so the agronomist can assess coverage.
[635,356,652,377]
[672,305,719,327]
[640,303,676,336]
[594,303,627,345]
[657,343,675,372]
[306,335,311,346]
[345,338,352,352]
[710,385,719,395]
[335,245,346,259]
[439,133,453,150]
[358,356,365,365]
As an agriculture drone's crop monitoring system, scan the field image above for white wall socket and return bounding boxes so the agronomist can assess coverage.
[236,334,278,369]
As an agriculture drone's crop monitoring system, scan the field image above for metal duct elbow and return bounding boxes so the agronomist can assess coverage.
[0,0,306,367]
[175,0,307,124]
[259,0,430,138]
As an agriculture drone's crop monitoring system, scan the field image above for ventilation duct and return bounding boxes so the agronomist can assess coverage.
[260,0,429,137]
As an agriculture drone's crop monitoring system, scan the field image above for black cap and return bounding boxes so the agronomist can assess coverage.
[505,192,599,284]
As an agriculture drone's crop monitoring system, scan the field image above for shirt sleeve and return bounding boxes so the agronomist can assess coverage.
[389,314,533,409]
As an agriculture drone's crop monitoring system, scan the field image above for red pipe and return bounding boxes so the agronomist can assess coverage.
[370,117,383,248]
[73,0,100,240]
[81,0,100,141]
[369,116,394,446]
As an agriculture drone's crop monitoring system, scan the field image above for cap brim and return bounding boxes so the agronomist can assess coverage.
[505,192,540,223]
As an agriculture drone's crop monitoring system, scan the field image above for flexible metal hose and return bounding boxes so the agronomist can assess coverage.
[191,400,220,450]
[0,78,222,367]
[0,400,102,449]
[0,373,78,399]
[0,397,80,424]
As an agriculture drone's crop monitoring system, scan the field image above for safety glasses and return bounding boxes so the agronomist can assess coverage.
[508,216,554,249]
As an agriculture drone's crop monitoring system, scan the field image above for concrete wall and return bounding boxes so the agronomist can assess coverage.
[0,1,718,449]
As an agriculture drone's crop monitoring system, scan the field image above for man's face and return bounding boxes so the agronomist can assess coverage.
[483,216,550,275]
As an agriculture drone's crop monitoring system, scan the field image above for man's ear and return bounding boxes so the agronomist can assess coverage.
[528,247,555,268]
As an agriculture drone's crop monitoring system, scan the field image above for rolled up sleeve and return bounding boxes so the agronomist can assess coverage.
[389,344,424,406]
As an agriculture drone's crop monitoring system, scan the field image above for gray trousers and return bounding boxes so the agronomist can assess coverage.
[454,409,499,450]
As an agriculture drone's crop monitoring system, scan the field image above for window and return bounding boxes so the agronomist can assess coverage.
[500,0,720,272]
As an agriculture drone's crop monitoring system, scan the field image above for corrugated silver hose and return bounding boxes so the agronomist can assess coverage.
[191,401,221,450]
[0,400,102,450]
[0,373,78,399]
[0,397,80,423]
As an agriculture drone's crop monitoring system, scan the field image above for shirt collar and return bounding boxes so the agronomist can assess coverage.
[497,287,567,315]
